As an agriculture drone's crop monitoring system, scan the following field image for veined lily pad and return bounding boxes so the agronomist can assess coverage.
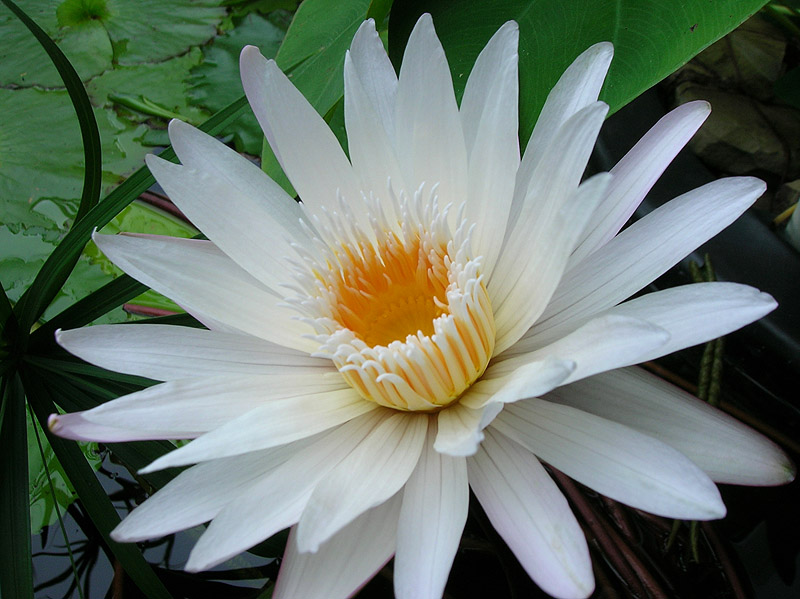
[0,0,224,86]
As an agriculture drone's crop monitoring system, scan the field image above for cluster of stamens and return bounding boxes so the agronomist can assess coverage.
[286,187,495,412]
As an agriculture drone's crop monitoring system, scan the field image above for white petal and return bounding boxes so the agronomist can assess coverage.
[48,412,185,442]
[569,100,711,265]
[459,21,520,279]
[491,118,610,353]
[516,42,613,202]
[146,145,311,292]
[602,283,776,359]
[395,428,468,599]
[348,18,398,141]
[494,398,726,520]
[514,282,777,357]
[548,367,795,486]
[296,412,428,552]
[344,50,405,221]
[394,14,468,215]
[537,176,766,333]
[433,402,498,456]
[185,411,388,571]
[93,232,318,353]
[467,356,576,407]
[274,494,402,599]
[56,324,331,381]
[494,314,670,385]
[468,428,593,599]
[239,47,365,229]
[139,388,376,472]
[80,374,346,435]
[111,440,309,542]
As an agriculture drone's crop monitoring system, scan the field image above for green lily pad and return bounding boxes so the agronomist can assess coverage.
[187,12,285,154]
[0,0,224,87]
[104,0,225,65]
[0,0,113,86]
[0,87,151,236]
[88,47,210,126]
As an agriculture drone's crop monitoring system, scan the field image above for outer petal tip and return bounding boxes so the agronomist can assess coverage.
[47,413,60,433]
[758,290,778,312]
[354,16,376,36]
[240,44,261,59]
[109,523,132,544]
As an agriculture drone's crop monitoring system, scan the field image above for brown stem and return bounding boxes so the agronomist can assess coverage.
[701,522,750,599]
[552,469,672,599]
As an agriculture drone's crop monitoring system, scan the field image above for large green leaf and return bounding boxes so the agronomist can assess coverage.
[0,225,121,326]
[388,0,768,144]
[275,0,371,112]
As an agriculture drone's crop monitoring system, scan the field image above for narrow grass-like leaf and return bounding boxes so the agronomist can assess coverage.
[2,0,102,334]
[0,373,33,598]
[23,369,174,599]
[30,275,146,349]
[0,283,19,378]
[27,402,85,599]
[0,281,13,334]
[25,355,155,389]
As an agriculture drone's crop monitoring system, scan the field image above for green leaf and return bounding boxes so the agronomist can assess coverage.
[388,0,769,144]
[0,225,121,328]
[276,0,372,111]
[0,0,102,221]
[0,373,33,598]
[0,279,14,341]
[23,369,175,599]
[29,274,145,346]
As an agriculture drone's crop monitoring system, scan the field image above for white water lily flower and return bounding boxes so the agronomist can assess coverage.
[50,14,794,599]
